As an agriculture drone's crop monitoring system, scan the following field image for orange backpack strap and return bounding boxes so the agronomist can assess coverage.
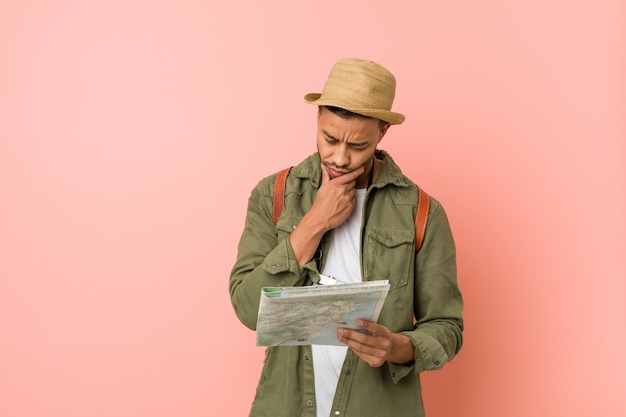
[415,186,430,252]
[272,167,430,252]
[272,167,291,224]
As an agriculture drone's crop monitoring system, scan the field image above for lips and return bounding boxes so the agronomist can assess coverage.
[327,167,348,178]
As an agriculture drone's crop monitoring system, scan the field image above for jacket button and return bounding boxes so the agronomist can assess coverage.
[306,400,313,406]
[271,264,277,269]
[344,369,351,375]
[334,411,341,416]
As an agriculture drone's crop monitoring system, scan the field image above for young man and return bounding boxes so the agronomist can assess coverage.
[230,58,464,417]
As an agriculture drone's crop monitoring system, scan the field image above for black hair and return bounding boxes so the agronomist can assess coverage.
[321,106,388,130]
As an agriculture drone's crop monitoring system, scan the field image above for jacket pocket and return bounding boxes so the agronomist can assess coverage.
[364,226,415,290]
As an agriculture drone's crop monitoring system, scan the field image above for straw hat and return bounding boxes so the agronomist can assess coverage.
[304,58,405,125]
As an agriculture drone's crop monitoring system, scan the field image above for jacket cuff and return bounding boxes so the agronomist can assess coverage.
[260,236,317,280]
[402,331,449,374]
[387,360,416,384]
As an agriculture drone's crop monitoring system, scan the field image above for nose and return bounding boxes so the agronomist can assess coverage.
[332,145,350,168]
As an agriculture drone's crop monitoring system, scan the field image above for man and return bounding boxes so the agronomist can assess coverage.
[230,58,463,417]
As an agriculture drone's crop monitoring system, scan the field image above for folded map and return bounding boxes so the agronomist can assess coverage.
[256,280,390,346]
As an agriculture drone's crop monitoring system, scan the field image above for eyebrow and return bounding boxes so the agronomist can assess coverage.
[322,129,369,147]
[322,129,340,141]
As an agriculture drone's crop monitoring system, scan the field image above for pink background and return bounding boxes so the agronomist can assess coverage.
[1,1,624,416]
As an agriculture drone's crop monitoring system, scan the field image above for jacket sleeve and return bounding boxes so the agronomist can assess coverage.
[393,198,464,377]
[229,175,317,330]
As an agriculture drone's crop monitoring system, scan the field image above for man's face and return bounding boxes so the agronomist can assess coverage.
[316,107,389,188]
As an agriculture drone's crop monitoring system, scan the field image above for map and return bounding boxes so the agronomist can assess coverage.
[255,280,390,346]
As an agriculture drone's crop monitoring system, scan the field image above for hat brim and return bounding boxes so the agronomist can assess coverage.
[304,93,405,125]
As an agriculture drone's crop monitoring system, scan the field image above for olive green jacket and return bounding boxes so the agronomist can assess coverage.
[230,150,464,417]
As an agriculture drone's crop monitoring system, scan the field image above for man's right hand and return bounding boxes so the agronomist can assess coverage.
[288,163,365,267]
[310,164,365,230]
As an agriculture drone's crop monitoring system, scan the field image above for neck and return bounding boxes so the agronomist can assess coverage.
[356,157,378,189]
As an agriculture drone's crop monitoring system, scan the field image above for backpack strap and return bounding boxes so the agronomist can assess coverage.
[272,167,291,224]
[272,167,430,252]
[414,187,430,252]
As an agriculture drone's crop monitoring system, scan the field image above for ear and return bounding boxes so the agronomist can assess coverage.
[378,123,390,143]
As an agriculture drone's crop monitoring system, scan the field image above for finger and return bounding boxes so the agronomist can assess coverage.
[338,327,388,350]
[321,164,331,184]
[335,165,365,184]
[355,319,391,338]
[337,328,372,347]
[354,352,386,368]
[338,330,389,359]
[343,342,387,367]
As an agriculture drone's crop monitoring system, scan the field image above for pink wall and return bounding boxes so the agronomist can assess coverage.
[1,1,624,416]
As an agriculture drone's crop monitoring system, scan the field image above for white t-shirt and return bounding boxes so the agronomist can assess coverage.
[312,188,366,417]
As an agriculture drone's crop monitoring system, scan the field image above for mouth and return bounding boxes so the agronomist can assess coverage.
[326,166,349,178]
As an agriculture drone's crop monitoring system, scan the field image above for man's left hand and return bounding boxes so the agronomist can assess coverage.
[337,320,415,367]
